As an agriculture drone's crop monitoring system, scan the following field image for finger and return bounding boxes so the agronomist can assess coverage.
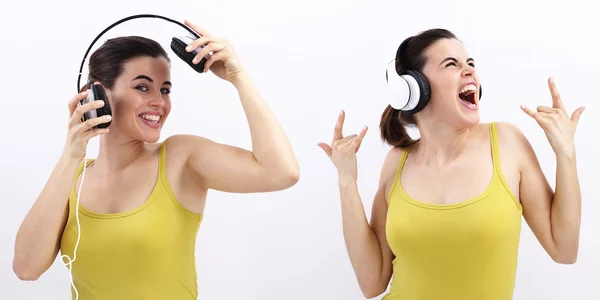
[317,142,332,158]
[185,36,215,53]
[548,77,565,111]
[201,49,226,71]
[75,115,112,134]
[333,110,345,143]
[195,42,225,64]
[570,106,585,129]
[352,126,369,152]
[70,100,106,127]
[68,91,89,116]
[184,19,212,37]
[83,127,110,140]
[335,134,358,148]
[521,105,546,125]
[536,105,556,114]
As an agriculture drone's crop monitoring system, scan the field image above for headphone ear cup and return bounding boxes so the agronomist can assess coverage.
[171,36,208,73]
[85,84,112,129]
[401,70,431,115]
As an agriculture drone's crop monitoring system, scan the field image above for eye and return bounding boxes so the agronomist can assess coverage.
[161,88,171,94]
[445,62,457,68]
[135,85,149,92]
[468,62,475,68]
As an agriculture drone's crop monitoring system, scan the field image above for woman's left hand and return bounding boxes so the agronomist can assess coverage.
[184,19,245,82]
[521,77,585,157]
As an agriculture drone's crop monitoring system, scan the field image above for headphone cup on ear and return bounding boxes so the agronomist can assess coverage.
[400,70,431,115]
[88,84,112,129]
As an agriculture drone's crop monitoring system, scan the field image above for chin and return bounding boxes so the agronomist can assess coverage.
[134,116,164,143]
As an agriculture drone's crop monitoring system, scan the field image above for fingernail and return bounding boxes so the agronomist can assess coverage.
[186,46,191,51]
[106,115,112,120]
[98,101,104,106]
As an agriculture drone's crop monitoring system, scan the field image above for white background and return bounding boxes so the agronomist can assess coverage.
[1,0,598,299]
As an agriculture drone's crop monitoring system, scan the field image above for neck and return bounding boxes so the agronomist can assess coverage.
[413,120,474,167]
[95,132,147,172]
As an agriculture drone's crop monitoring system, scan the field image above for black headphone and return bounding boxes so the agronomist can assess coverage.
[385,58,482,115]
[77,14,209,129]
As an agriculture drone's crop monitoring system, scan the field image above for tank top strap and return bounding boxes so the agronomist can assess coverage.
[158,141,168,182]
[488,122,502,176]
[72,158,94,191]
[388,145,412,207]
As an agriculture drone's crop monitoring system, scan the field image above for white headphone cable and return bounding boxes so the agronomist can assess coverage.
[60,147,88,300]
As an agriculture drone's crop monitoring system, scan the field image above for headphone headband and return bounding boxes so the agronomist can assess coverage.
[77,14,199,92]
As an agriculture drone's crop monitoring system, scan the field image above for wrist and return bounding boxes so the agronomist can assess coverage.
[228,69,250,87]
[338,174,357,187]
[556,151,576,163]
[60,151,84,166]
[554,146,576,162]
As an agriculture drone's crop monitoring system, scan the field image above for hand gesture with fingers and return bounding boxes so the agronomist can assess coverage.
[318,110,368,182]
[64,88,112,160]
[521,77,585,157]
[184,19,245,81]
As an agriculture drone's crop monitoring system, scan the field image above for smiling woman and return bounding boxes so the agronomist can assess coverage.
[12,23,300,300]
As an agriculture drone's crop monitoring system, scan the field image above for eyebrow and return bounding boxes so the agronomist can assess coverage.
[132,74,172,86]
[439,57,475,66]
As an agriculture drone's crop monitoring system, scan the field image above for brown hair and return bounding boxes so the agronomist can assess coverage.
[79,36,170,92]
[379,29,457,148]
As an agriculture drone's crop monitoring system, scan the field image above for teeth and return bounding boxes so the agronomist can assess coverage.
[459,84,477,94]
[140,114,161,122]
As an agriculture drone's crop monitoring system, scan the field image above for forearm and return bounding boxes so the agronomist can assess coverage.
[550,153,581,260]
[13,155,81,278]
[230,71,299,178]
[338,179,385,292]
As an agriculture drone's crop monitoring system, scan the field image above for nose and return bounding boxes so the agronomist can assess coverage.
[462,63,476,77]
[148,93,166,107]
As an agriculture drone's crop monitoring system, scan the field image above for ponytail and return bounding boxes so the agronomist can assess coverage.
[379,105,418,148]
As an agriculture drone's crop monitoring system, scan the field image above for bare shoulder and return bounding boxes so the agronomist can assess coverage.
[381,146,406,202]
[493,122,533,166]
[160,134,200,169]
[164,134,213,154]
[381,147,404,181]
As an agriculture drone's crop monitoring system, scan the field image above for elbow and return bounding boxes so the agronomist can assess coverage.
[551,250,578,265]
[13,261,42,281]
[272,166,300,190]
[285,167,300,187]
[359,281,387,299]
[361,286,386,299]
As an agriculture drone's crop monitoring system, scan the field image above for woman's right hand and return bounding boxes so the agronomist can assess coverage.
[63,90,112,160]
[318,110,368,183]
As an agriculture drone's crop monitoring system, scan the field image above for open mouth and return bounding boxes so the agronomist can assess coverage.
[458,85,477,106]
[139,114,161,125]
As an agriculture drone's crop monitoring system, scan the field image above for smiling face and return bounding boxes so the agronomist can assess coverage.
[105,55,172,143]
[418,38,481,128]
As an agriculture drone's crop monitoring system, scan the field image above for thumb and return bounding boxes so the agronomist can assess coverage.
[184,19,211,36]
[571,106,585,129]
[317,142,332,158]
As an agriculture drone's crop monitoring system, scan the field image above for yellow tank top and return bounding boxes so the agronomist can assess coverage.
[60,142,203,300]
[383,123,523,300]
